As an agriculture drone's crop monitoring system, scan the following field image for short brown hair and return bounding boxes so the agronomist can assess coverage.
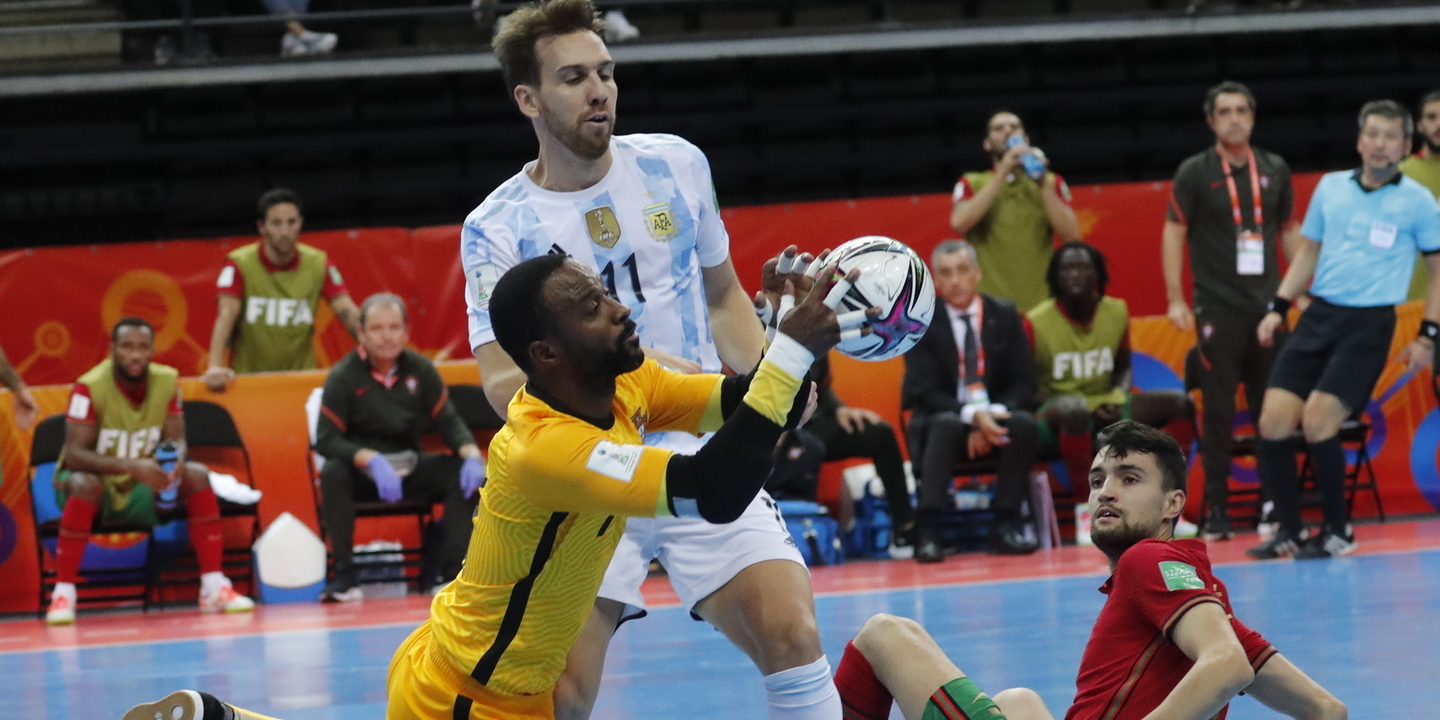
[493,0,605,92]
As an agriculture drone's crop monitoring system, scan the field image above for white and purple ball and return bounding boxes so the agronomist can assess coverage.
[825,236,935,361]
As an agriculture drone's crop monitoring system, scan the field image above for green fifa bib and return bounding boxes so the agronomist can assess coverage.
[965,171,1058,312]
[1401,156,1440,301]
[1028,297,1129,409]
[61,359,179,512]
[228,243,329,373]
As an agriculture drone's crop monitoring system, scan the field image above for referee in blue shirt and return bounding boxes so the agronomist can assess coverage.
[1249,100,1440,560]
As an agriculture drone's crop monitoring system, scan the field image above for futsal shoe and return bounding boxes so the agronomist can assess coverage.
[1245,528,1308,560]
[123,689,281,720]
[45,586,76,625]
[1201,505,1233,542]
[199,580,256,614]
[602,10,640,42]
[320,566,363,603]
[1295,526,1357,560]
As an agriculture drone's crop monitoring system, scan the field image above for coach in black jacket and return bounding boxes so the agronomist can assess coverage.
[903,240,1040,563]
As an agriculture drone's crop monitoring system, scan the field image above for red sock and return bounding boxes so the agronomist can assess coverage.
[1059,432,1094,505]
[835,641,892,720]
[56,496,98,584]
[186,487,224,575]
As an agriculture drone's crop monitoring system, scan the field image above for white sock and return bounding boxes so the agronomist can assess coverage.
[52,582,76,600]
[762,656,840,720]
[200,571,229,595]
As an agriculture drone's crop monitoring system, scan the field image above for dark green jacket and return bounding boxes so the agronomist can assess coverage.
[315,348,471,463]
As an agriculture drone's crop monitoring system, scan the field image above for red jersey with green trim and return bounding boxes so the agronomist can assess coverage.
[1065,539,1275,720]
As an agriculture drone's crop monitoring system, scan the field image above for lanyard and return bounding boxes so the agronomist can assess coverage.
[954,303,986,380]
[1218,146,1263,231]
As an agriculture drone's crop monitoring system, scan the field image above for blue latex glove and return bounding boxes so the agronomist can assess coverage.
[367,454,404,503]
[460,456,486,499]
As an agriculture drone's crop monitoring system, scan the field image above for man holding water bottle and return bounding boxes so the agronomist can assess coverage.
[950,111,1082,313]
[46,317,255,625]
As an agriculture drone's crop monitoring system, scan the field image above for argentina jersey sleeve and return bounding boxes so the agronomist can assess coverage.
[677,139,731,268]
[462,182,553,350]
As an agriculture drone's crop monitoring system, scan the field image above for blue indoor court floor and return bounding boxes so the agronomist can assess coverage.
[7,524,1439,720]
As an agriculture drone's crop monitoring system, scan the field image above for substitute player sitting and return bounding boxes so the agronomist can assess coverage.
[1028,241,1194,514]
[47,318,254,625]
[832,421,1347,720]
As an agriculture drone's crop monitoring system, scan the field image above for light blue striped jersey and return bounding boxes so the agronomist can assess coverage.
[1302,169,1440,307]
[462,133,732,453]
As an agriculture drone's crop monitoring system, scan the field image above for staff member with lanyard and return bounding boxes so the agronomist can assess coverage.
[1162,81,1302,541]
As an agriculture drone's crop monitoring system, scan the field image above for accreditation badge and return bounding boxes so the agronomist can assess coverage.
[1236,230,1264,276]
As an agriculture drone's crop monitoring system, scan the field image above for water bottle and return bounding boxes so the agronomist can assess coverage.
[1006,133,1046,180]
[154,440,180,512]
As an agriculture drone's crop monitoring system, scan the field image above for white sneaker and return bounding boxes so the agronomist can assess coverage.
[45,586,77,625]
[300,31,338,54]
[602,10,639,43]
[281,32,306,57]
[199,579,255,614]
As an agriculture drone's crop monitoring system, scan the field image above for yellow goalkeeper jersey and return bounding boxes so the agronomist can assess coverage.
[424,360,723,707]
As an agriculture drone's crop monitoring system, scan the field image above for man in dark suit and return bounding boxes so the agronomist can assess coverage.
[903,239,1041,563]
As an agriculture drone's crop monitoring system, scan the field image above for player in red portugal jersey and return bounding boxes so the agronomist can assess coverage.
[832,420,1348,720]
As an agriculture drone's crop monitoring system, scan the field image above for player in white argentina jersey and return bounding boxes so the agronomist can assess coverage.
[461,1,841,719]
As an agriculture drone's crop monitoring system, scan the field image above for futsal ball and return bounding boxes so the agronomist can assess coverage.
[825,236,936,361]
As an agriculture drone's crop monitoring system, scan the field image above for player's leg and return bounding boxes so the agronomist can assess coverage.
[1195,311,1249,536]
[121,690,285,720]
[692,558,837,720]
[47,470,105,624]
[990,410,1039,554]
[1037,395,1092,505]
[317,457,365,600]
[844,613,1024,720]
[1250,310,1329,558]
[552,598,626,720]
[913,411,966,563]
[408,453,478,588]
[812,415,914,543]
[176,461,252,612]
[552,521,654,720]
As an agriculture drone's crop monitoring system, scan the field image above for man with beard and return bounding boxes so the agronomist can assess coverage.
[949,110,1082,313]
[1027,242,1194,535]
[1400,90,1440,301]
[46,318,255,625]
[201,189,361,393]
[123,253,868,720]
[829,421,1347,720]
[1248,101,1440,560]
[461,1,844,718]
[1162,81,1301,540]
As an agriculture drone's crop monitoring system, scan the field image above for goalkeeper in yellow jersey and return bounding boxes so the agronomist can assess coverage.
[123,251,874,720]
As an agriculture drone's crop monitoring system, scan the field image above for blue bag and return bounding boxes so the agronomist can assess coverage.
[775,500,843,566]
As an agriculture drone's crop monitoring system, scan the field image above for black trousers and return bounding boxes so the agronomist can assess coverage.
[319,453,477,583]
[805,413,914,530]
[907,410,1038,525]
[1196,308,1280,508]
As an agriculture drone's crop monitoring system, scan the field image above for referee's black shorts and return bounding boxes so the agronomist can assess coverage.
[1267,297,1395,413]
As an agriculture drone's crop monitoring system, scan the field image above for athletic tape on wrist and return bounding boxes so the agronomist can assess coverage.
[764,333,815,380]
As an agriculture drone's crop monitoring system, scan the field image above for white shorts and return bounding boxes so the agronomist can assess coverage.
[598,489,807,623]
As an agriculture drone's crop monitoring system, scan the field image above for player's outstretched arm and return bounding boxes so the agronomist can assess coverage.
[1244,654,1347,720]
[1143,602,1255,720]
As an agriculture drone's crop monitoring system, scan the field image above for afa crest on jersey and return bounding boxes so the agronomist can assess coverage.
[644,202,678,242]
[586,206,622,248]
